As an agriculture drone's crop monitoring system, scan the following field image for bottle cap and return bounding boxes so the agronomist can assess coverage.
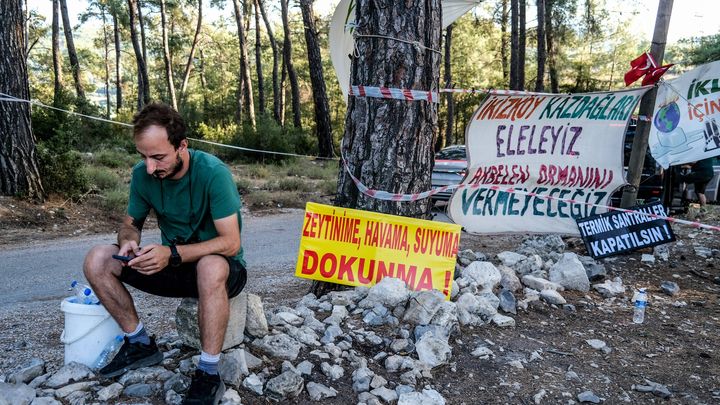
[83,288,92,296]
[71,280,78,288]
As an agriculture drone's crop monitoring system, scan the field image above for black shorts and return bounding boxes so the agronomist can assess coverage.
[119,255,247,298]
[679,173,712,194]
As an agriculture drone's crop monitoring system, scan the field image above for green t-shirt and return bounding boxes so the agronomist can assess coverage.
[127,149,245,266]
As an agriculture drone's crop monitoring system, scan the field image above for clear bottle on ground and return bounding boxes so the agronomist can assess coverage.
[70,280,100,305]
[633,288,647,324]
[92,334,124,370]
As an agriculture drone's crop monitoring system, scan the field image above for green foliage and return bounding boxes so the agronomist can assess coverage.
[269,178,312,192]
[92,149,138,168]
[36,144,89,198]
[320,179,338,196]
[672,34,720,67]
[246,165,272,179]
[101,187,129,212]
[285,160,337,180]
[243,190,272,207]
[83,166,122,191]
[235,177,252,194]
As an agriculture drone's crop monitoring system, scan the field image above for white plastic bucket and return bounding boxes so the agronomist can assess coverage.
[60,297,123,366]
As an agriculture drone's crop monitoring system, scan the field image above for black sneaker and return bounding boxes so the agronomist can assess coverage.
[98,336,163,378]
[183,369,226,405]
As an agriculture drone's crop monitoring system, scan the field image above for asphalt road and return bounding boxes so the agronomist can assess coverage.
[0,210,306,307]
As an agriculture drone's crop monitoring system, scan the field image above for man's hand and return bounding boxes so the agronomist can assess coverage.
[128,244,171,275]
[118,240,141,259]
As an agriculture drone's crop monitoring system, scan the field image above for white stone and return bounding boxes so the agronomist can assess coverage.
[521,275,564,292]
[549,253,590,292]
[415,334,452,368]
[497,251,527,267]
[462,261,502,291]
[540,289,566,305]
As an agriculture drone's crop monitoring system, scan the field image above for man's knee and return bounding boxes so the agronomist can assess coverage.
[84,245,120,279]
[196,255,230,288]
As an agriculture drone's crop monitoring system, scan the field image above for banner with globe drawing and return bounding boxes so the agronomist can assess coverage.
[649,60,720,168]
[448,87,649,235]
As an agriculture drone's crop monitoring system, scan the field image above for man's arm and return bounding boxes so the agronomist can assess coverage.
[129,213,240,274]
[117,215,145,256]
[174,213,241,263]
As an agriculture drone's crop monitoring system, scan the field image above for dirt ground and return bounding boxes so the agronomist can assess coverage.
[1,195,719,404]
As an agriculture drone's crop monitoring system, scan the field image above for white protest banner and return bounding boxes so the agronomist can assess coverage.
[649,60,720,168]
[448,88,649,235]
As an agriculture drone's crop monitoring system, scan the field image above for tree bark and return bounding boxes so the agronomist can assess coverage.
[113,10,122,112]
[335,0,441,216]
[500,0,509,83]
[199,49,208,112]
[443,24,454,148]
[280,0,301,129]
[535,0,546,92]
[232,0,255,128]
[181,0,202,100]
[257,0,280,123]
[510,0,518,90]
[159,0,177,109]
[137,0,147,65]
[59,0,86,102]
[253,0,265,115]
[0,0,44,199]
[128,0,150,108]
[52,0,63,107]
[300,0,333,157]
[518,0,526,90]
[101,6,112,117]
[545,0,558,93]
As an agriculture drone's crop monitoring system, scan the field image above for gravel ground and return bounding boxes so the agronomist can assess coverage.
[1,206,719,404]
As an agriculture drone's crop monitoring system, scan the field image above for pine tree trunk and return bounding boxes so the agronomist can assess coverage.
[128,0,150,108]
[518,0,526,90]
[232,0,256,128]
[535,0,546,92]
[180,0,202,101]
[280,0,301,129]
[444,24,454,147]
[0,0,44,199]
[253,0,265,115]
[138,0,147,65]
[113,11,122,112]
[160,0,177,109]
[500,0,509,83]
[300,0,333,157]
[52,0,63,107]
[199,49,208,112]
[59,0,85,102]
[102,7,112,117]
[545,0,558,93]
[510,0,518,90]
[335,0,441,216]
[279,57,287,126]
[257,0,280,123]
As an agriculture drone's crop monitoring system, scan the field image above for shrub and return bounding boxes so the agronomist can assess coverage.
[83,166,122,191]
[274,192,305,208]
[37,144,89,198]
[243,190,273,207]
[235,177,252,194]
[320,179,338,196]
[273,178,312,192]
[102,187,129,213]
[93,150,138,168]
[246,165,272,179]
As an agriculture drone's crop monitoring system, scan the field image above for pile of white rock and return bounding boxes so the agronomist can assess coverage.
[2,235,634,404]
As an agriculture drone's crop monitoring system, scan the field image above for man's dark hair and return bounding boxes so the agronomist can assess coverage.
[132,103,186,148]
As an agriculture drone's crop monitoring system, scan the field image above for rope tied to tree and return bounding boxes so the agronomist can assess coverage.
[353,33,442,56]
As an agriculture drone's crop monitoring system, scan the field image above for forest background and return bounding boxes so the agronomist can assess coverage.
[13,0,720,206]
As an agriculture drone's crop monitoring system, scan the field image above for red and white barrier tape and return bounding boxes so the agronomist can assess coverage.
[340,151,720,232]
[348,85,560,103]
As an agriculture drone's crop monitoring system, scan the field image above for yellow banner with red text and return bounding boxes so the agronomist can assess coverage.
[295,202,462,300]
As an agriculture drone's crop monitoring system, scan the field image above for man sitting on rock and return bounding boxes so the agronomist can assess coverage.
[83,103,247,405]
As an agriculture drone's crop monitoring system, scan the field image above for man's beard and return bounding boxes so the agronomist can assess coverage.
[153,153,183,179]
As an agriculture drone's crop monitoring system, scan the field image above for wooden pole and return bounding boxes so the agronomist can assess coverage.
[620,0,673,208]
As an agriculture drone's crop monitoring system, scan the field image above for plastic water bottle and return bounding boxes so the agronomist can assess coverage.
[91,335,124,370]
[633,288,647,324]
[70,280,100,305]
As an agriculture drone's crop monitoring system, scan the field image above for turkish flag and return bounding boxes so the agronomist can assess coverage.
[641,64,674,86]
[624,52,657,86]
